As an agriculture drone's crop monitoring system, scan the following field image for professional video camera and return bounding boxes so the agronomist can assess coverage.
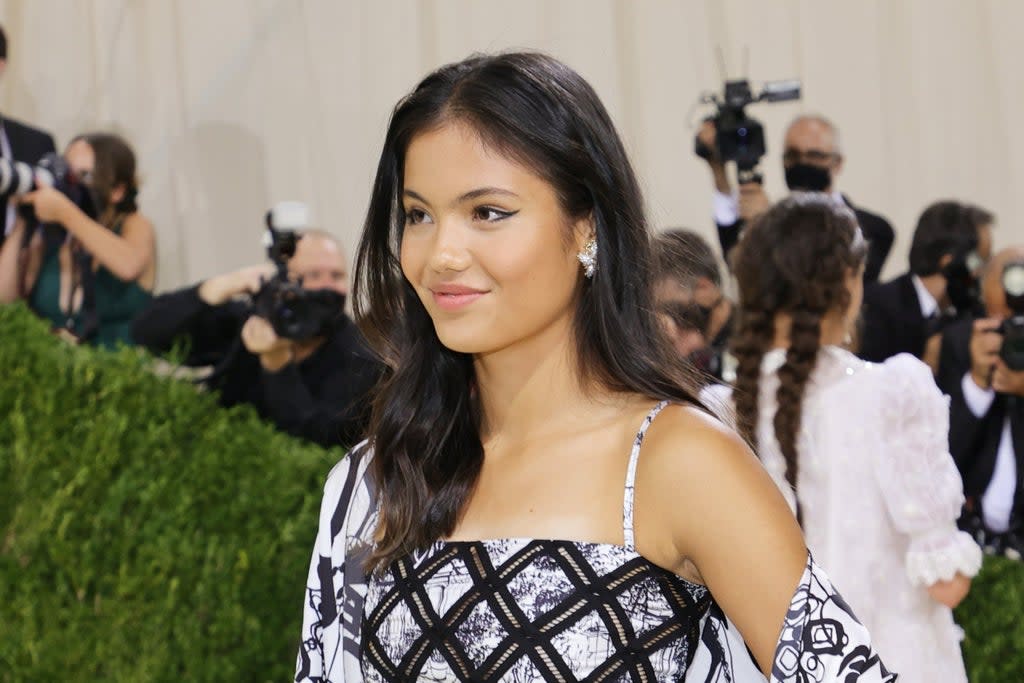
[0,153,98,230]
[251,201,343,341]
[695,78,801,184]
[999,260,1024,371]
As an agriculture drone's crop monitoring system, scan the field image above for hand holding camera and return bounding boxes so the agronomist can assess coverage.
[969,318,1003,389]
[693,77,800,185]
[241,314,294,371]
[992,359,1024,397]
[738,182,771,222]
[19,185,76,224]
[198,263,276,306]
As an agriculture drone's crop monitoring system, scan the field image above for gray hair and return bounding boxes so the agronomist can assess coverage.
[786,113,842,156]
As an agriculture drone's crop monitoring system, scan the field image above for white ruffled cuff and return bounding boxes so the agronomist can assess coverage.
[905,529,983,587]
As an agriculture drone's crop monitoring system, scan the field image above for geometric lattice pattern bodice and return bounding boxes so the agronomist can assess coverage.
[361,537,712,682]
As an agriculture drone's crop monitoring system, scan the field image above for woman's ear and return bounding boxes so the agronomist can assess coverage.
[109,183,126,204]
[572,213,596,254]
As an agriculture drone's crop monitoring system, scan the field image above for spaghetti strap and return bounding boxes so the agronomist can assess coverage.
[623,400,670,550]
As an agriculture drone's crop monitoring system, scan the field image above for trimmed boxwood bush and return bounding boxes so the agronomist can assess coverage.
[0,303,339,682]
[956,553,1024,681]
[2,303,1022,680]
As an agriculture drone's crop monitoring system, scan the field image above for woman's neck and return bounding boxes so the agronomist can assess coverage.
[771,310,848,350]
[474,319,609,444]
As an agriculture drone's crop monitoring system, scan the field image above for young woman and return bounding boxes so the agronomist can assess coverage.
[296,53,893,682]
[728,195,982,682]
[0,132,155,348]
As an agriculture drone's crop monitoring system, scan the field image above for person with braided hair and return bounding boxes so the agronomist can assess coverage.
[0,132,155,348]
[725,193,982,683]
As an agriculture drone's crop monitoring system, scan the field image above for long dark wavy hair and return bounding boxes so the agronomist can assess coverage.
[354,52,704,571]
[69,132,140,226]
[729,195,866,518]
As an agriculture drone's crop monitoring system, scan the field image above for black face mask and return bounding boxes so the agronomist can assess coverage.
[784,163,832,192]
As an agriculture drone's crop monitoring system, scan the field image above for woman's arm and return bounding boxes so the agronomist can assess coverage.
[637,406,807,675]
[874,354,982,606]
[0,217,25,303]
[638,405,893,680]
[20,186,155,283]
[0,215,43,303]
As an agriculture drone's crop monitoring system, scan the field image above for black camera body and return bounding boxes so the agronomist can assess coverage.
[0,153,98,233]
[998,261,1024,371]
[695,78,801,183]
[251,202,343,341]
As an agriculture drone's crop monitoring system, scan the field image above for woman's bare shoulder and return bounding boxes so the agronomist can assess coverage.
[636,402,800,556]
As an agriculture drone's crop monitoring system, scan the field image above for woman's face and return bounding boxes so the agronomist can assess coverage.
[64,139,95,186]
[399,121,591,356]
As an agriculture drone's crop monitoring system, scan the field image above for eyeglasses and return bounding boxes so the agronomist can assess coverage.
[783,148,837,165]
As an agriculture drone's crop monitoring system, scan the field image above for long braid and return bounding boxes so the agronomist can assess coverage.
[730,308,775,453]
[730,193,868,525]
[773,309,823,522]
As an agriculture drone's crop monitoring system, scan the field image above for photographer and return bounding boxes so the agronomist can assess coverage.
[0,133,155,348]
[698,114,894,283]
[936,246,1024,558]
[652,229,734,381]
[0,23,58,247]
[860,200,993,365]
[131,230,382,449]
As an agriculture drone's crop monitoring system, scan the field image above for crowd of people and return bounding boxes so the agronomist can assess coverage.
[0,25,383,450]
[1,20,1019,681]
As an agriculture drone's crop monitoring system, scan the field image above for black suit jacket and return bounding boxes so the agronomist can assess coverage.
[716,195,895,284]
[2,114,57,166]
[858,272,930,362]
[937,317,1024,528]
[1,114,57,249]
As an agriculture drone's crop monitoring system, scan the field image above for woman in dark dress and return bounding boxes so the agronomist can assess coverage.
[0,132,155,348]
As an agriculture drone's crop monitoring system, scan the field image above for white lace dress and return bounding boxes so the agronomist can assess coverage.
[709,347,981,683]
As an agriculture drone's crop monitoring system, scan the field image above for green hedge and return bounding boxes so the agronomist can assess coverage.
[956,553,1024,681]
[0,303,339,682]
[2,303,1023,681]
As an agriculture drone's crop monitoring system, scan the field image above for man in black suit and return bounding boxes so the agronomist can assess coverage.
[0,24,58,246]
[937,246,1024,557]
[698,113,895,283]
[859,201,993,364]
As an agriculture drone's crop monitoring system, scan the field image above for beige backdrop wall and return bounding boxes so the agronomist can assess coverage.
[0,0,1022,291]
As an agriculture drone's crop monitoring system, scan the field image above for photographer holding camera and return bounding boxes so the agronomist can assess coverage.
[860,200,993,365]
[652,229,734,382]
[131,225,382,449]
[937,246,1024,558]
[0,23,58,248]
[0,132,156,348]
[698,113,895,283]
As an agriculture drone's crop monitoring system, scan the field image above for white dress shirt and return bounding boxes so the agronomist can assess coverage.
[910,274,939,319]
[712,188,846,226]
[961,373,1016,533]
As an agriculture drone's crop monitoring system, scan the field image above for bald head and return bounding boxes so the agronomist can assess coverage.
[785,114,842,157]
[289,230,349,295]
[982,246,1024,318]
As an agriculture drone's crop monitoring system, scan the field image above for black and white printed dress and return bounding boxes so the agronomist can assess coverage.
[296,402,897,682]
